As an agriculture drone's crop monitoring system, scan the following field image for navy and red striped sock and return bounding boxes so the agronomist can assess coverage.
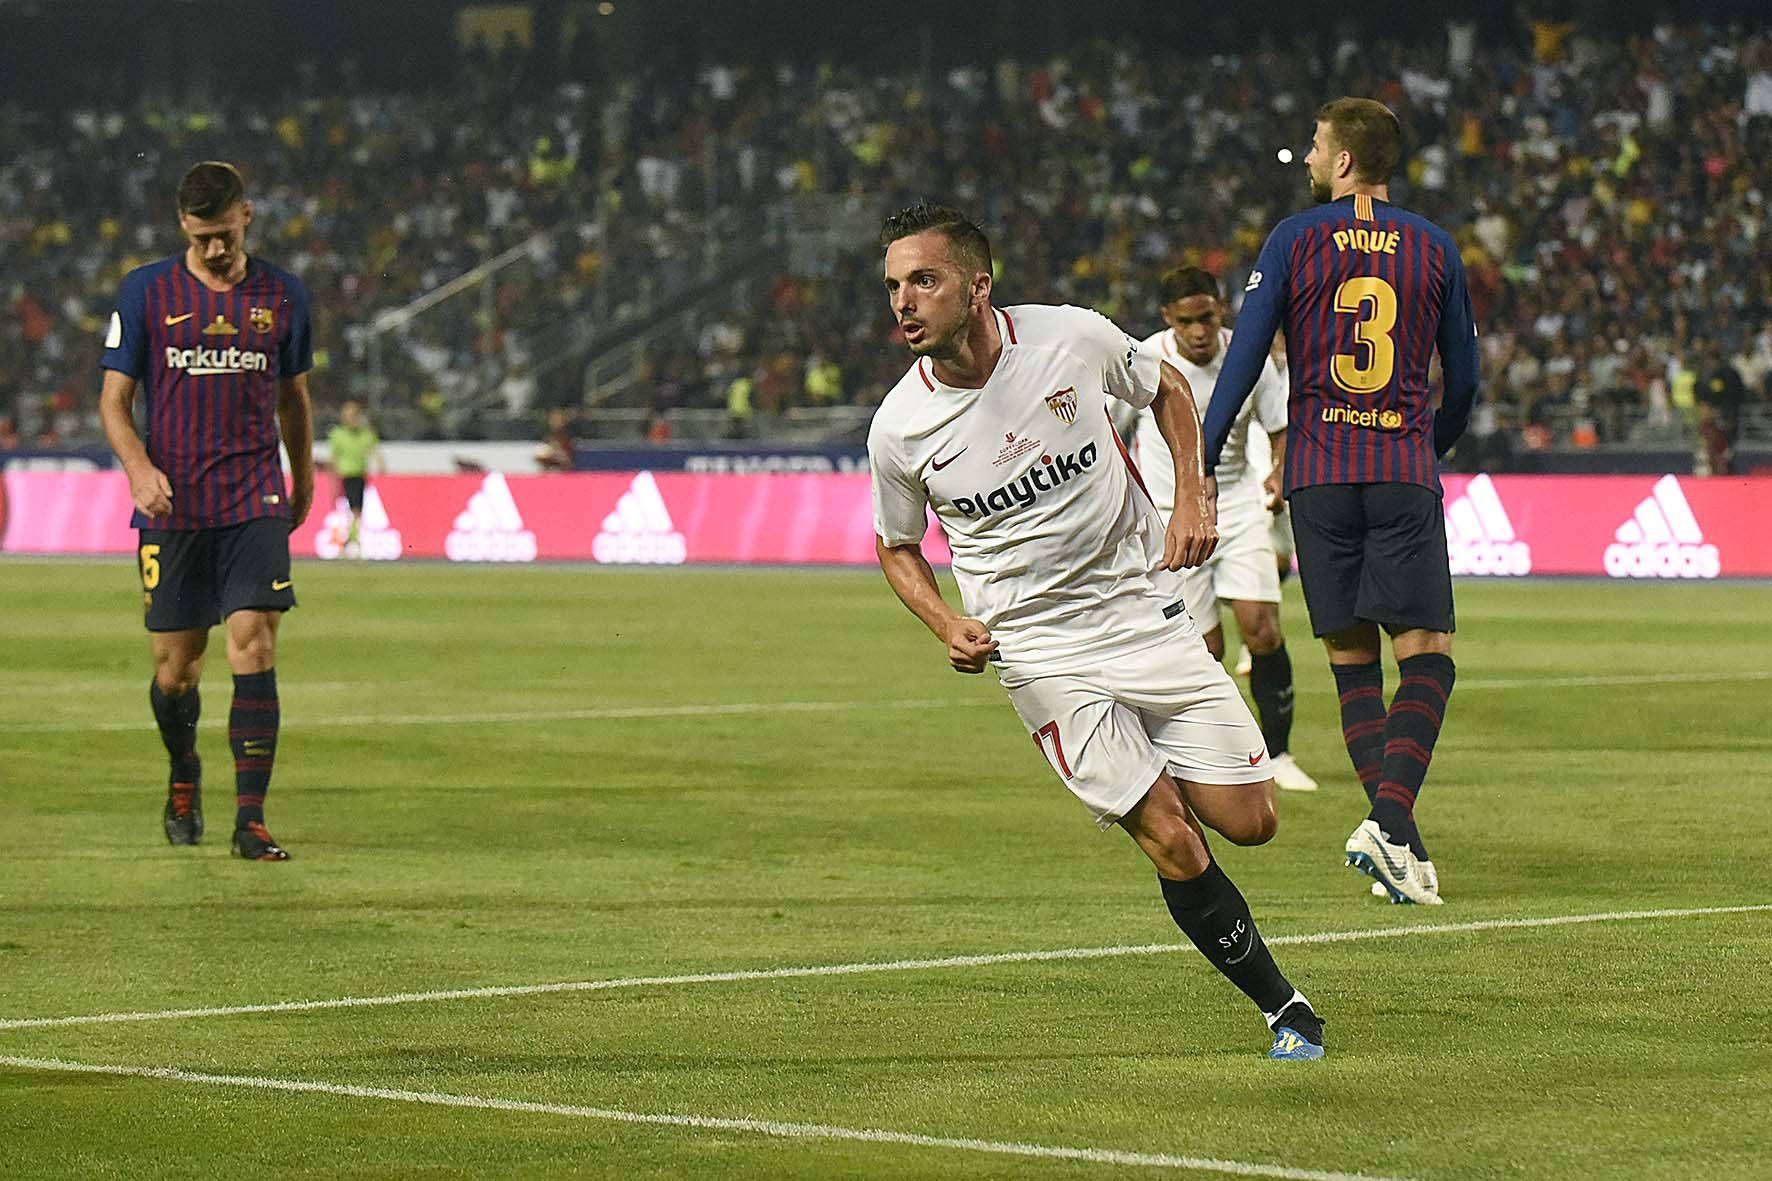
[149,681,201,783]
[1370,653,1456,856]
[1331,660,1385,804]
[229,670,279,828]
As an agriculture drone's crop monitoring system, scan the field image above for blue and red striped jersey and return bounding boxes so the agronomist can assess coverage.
[102,255,313,529]
[1205,193,1478,494]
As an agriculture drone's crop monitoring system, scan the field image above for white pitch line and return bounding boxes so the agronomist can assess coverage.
[4,904,1766,1033]
[0,1055,1402,1181]
[3,668,1768,735]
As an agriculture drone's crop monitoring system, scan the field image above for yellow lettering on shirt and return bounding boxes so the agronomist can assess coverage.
[1331,229,1401,255]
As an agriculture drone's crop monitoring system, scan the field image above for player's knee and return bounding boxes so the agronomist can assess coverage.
[153,662,200,696]
[1245,622,1283,655]
[1222,796,1278,846]
[1239,605,1284,654]
[228,625,277,670]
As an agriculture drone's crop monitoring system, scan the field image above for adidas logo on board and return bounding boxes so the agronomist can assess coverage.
[446,473,538,562]
[593,472,686,565]
[1603,475,1718,579]
[1444,474,1531,576]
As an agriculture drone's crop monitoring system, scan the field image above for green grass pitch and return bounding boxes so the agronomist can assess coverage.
[1,559,1769,1179]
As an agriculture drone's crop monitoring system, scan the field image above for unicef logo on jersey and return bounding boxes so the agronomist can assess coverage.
[951,443,1098,519]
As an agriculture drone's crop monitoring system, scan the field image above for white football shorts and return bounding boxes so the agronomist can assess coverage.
[1005,633,1272,829]
[1177,501,1283,627]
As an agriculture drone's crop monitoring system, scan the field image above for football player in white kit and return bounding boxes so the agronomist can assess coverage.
[1130,267,1320,794]
[868,206,1324,1060]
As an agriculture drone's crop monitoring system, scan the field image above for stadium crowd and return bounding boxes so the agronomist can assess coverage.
[2,18,1769,466]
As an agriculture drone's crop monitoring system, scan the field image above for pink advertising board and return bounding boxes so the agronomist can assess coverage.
[3,469,1767,577]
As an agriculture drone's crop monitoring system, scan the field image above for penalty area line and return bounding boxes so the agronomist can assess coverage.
[3,904,1767,1033]
[0,1054,1405,1181]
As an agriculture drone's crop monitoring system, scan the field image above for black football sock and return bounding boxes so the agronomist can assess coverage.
[1248,645,1295,756]
[1331,661,1385,805]
[229,670,279,828]
[1371,653,1457,858]
[150,681,201,784]
[1159,860,1294,1016]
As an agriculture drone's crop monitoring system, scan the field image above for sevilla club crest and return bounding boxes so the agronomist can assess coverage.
[1044,387,1078,425]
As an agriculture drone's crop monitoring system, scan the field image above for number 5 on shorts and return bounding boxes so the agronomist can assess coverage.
[139,544,162,590]
[1031,720,1073,779]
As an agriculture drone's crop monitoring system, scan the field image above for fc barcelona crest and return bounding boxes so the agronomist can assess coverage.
[1044,387,1078,425]
[249,306,274,332]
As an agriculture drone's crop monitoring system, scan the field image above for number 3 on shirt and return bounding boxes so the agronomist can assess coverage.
[1330,276,1398,395]
[1032,721,1073,779]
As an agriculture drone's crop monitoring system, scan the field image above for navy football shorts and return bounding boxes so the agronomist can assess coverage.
[138,518,296,633]
[1287,482,1455,637]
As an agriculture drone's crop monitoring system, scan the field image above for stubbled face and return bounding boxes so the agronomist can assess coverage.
[1305,121,1339,204]
[1161,294,1223,365]
[883,231,984,359]
[180,202,252,279]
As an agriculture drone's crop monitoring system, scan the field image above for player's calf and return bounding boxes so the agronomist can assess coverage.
[1159,859,1323,1057]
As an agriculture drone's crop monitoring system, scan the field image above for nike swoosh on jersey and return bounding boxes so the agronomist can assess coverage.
[164,313,194,326]
[271,579,292,591]
[931,448,968,471]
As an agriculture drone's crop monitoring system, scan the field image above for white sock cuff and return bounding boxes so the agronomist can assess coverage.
[1264,989,1308,1028]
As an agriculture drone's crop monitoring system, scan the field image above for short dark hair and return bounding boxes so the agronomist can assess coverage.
[1159,266,1220,305]
[177,161,246,219]
[879,204,993,278]
[1315,98,1401,184]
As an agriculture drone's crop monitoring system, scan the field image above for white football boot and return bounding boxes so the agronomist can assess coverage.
[1346,820,1441,905]
[1373,862,1438,898]
[1270,752,1319,792]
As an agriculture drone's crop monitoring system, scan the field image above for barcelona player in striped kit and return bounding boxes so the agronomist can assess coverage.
[98,161,316,861]
[1204,99,1479,905]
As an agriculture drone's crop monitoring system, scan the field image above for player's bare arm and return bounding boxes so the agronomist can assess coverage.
[1263,428,1287,510]
[875,536,999,673]
[278,372,316,528]
[98,368,173,518]
[1151,360,1218,570]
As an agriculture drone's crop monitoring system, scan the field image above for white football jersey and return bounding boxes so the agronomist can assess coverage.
[869,304,1199,686]
[1134,327,1287,516]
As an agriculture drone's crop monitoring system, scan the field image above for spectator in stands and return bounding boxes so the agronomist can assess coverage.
[535,408,576,472]
[1696,405,1734,475]
[1698,343,1749,449]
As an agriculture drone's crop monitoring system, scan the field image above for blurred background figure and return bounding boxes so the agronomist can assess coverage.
[325,400,384,557]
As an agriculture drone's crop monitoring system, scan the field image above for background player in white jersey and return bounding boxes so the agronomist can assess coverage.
[1131,267,1319,794]
[868,205,1325,1060]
